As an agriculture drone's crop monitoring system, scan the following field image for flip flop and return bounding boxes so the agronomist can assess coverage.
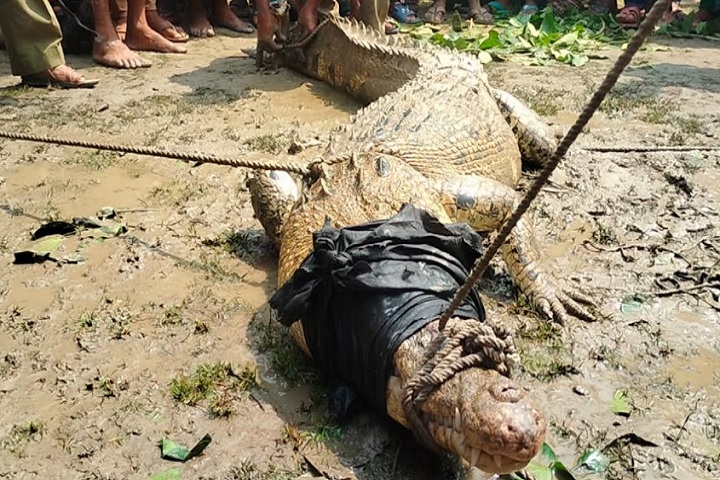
[159,24,190,42]
[21,75,99,89]
[487,1,510,16]
[424,5,446,24]
[468,6,494,23]
[390,2,422,23]
[518,4,539,16]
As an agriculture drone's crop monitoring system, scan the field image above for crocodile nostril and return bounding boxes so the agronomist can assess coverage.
[490,381,522,403]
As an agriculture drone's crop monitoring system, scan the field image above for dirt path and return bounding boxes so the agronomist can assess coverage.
[0,30,718,480]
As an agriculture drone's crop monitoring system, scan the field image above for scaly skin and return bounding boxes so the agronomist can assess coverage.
[248,153,560,474]
[246,12,596,474]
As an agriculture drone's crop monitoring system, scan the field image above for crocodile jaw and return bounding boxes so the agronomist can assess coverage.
[399,368,546,474]
[388,320,546,474]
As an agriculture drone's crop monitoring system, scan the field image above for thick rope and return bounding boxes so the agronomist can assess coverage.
[402,0,673,443]
[585,145,720,153]
[401,318,520,450]
[282,18,331,50]
[0,130,350,177]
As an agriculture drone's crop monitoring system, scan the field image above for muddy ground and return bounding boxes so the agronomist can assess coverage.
[0,17,719,480]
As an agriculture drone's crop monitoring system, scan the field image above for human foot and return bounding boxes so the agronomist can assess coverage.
[125,24,188,52]
[21,65,99,89]
[211,0,255,33]
[189,3,215,37]
[146,9,189,42]
[93,38,152,68]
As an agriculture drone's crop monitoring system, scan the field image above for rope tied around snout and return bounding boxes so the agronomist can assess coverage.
[401,318,520,451]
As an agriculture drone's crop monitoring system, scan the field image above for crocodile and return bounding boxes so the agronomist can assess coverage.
[246,13,596,475]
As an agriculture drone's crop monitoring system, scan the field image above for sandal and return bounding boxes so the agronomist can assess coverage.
[518,3,539,16]
[424,5,446,24]
[22,65,99,89]
[468,6,494,23]
[487,0,511,16]
[616,5,644,27]
[391,1,422,23]
[385,19,400,33]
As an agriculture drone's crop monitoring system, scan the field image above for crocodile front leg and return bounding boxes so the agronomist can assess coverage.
[490,87,558,169]
[434,174,595,324]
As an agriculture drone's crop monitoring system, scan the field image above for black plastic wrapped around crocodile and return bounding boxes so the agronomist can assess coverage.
[269,204,487,413]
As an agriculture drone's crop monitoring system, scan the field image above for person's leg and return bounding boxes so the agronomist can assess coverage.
[693,0,719,27]
[188,0,215,37]
[124,0,187,52]
[0,0,97,87]
[209,0,255,33]
[145,0,189,42]
[92,0,152,68]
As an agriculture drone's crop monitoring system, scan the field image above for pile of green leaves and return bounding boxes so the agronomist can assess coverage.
[408,8,631,66]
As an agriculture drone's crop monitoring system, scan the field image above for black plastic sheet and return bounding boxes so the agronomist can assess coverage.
[270,204,486,412]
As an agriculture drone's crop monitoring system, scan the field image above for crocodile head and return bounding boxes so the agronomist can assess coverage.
[388,320,546,474]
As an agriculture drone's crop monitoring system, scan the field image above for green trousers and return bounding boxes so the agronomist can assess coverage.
[0,0,65,76]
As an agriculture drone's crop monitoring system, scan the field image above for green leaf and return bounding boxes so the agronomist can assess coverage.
[540,442,558,462]
[526,460,553,480]
[149,469,181,480]
[551,461,578,480]
[620,293,651,314]
[451,10,463,32]
[160,439,190,461]
[159,434,212,462]
[13,235,65,264]
[478,30,502,49]
[611,389,632,417]
[577,449,611,473]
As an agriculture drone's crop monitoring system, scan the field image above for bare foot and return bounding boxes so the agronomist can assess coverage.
[21,64,99,89]
[189,3,215,37]
[93,38,152,68]
[125,24,188,53]
[211,0,255,33]
[146,9,189,42]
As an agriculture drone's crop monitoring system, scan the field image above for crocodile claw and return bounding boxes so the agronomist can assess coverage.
[533,285,597,325]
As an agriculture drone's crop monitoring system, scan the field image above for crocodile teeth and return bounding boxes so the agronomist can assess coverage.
[493,454,503,468]
[454,407,461,431]
[470,448,480,467]
[452,430,464,451]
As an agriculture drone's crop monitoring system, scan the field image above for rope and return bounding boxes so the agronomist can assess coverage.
[401,0,673,442]
[436,0,673,332]
[401,318,520,450]
[585,145,720,153]
[282,18,331,50]
[0,130,315,175]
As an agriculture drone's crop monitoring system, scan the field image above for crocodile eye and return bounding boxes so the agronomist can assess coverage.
[375,156,391,177]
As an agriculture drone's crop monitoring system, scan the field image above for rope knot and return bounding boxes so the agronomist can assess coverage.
[401,317,519,450]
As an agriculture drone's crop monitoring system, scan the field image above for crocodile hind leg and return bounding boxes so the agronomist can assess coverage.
[246,170,300,248]
[489,87,558,169]
[433,174,596,324]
